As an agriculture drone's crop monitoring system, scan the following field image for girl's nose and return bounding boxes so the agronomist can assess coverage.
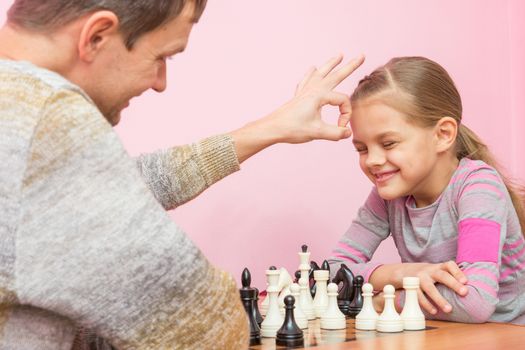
[365,148,386,168]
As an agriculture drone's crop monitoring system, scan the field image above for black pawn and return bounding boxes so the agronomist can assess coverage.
[240,268,261,346]
[293,270,301,283]
[276,295,304,348]
[253,287,263,327]
[348,275,364,318]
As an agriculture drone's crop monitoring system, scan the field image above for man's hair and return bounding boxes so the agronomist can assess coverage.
[7,0,207,49]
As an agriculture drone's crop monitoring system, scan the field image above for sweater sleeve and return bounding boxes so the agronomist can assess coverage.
[135,134,240,211]
[401,166,506,323]
[328,188,390,281]
[18,89,249,349]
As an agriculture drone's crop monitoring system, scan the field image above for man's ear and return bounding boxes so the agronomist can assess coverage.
[78,11,120,62]
[435,117,458,153]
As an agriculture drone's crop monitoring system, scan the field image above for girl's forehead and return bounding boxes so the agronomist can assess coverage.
[350,100,419,140]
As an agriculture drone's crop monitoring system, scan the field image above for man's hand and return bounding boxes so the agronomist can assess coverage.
[231,54,365,163]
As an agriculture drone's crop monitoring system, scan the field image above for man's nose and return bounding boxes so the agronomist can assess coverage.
[152,63,167,92]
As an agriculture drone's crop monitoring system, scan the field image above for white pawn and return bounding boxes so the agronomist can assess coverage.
[260,269,284,337]
[312,270,329,318]
[401,277,426,330]
[355,283,378,330]
[289,283,309,329]
[320,283,346,330]
[298,277,316,320]
[376,284,403,333]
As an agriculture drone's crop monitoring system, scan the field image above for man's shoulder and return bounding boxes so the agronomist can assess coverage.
[0,59,91,103]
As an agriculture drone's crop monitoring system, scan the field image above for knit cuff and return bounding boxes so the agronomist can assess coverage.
[193,134,240,186]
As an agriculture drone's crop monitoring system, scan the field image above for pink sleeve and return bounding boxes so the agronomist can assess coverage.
[456,218,501,263]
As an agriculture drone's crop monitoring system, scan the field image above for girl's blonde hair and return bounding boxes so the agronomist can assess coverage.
[351,56,525,233]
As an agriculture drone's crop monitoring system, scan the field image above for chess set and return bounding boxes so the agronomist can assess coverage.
[239,245,427,348]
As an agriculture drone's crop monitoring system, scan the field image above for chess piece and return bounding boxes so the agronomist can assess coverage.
[261,268,284,337]
[309,260,320,298]
[239,268,261,345]
[298,245,314,309]
[293,269,301,283]
[289,283,309,329]
[320,283,346,330]
[253,287,263,327]
[376,284,404,333]
[321,259,330,274]
[355,283,378,330]
[348,275,364,317]
[276,295,304,348]
[260,266,277,316]
[312,269,329,318]
[332,263,355,316]
[277,267,293,312]
[298,277,316,320]
[401,277,426,330]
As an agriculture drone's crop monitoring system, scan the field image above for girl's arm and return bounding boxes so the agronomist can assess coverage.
[385,165,507,322]
[329,188,390,281]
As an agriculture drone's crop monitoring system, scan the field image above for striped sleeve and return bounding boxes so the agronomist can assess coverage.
[430,164,507,322]
[329,188,390,281]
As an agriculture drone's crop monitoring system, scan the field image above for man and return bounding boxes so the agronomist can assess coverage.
[0,0,363,348]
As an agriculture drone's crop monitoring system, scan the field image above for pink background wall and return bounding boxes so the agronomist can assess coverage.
[1,1,524,289]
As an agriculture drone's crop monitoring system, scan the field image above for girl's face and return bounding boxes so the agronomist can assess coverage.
[350,99,446,207]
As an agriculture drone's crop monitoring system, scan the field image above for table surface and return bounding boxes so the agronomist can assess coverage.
[250,318,525,350]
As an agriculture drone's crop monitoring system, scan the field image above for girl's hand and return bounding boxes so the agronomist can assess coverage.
[369,261,469,314]
[413,261,468,315]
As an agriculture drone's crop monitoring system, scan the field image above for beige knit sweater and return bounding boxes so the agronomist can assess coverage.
[0,59,249,349]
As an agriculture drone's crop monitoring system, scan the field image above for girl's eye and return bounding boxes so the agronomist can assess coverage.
[355,148,368,154]
[383,141,396,149]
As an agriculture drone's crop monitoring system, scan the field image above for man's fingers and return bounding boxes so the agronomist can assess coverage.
[325,54,365,89]
[317,54,344,77]
[317,123,351,141]
[321,91,352,127]
[296,66,317,95]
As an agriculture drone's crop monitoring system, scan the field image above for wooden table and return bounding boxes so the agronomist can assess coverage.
[250,318,525,350]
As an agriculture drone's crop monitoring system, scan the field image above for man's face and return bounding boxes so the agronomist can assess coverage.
[88,3,195,125]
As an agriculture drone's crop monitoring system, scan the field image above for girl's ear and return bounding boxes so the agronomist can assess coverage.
[435,117,458,153]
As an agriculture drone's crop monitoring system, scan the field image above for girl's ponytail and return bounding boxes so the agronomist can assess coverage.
[457,124,525,235]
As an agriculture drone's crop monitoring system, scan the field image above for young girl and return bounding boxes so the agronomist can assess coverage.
[329,56,525,324]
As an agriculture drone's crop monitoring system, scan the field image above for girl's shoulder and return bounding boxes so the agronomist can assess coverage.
[452,158,502,185]
[449,158,507,199]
